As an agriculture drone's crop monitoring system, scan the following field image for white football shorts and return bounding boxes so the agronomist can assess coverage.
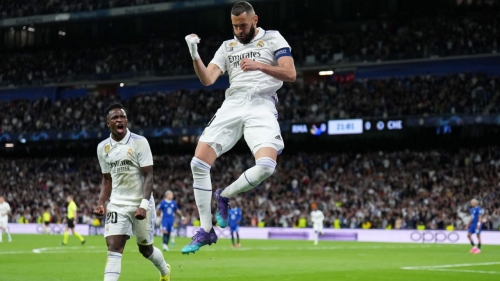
[199,95,284,157]
[104,199,156,245]
[0,217,8,229]
[313,223,324,233]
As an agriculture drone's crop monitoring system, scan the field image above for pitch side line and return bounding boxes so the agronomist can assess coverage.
[401,262,500,275]
[411,269,500,275]
[0,244,433,255]
[401,261,500,270]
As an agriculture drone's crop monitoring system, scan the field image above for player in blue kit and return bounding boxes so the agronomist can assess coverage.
[157,191,182,251]
[228,205,242,248]
[466,199,483,254]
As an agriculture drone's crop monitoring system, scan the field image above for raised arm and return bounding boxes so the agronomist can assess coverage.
[185,34,223,86]
[194,61,223,86]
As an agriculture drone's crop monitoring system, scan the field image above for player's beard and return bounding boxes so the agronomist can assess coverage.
[235,24,256,44]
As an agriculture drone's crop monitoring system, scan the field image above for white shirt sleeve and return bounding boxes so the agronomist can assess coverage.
[269,31,291,56]
[97,143,111,174]
[6,203,11,212]
[136,138,154,167]
[209,43,227,74]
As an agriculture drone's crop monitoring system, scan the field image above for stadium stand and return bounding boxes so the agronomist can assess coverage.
[2,148,500,230]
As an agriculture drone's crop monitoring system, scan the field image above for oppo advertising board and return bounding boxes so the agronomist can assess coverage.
[9,224,500,245]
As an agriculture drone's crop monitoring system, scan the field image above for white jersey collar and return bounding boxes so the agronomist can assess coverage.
[233,27,265,44]
[110,129,131,146]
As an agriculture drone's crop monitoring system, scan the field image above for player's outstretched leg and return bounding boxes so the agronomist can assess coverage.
[162,233,169,251]
[4,226,11,242]
[181,228,218,255]
[467,232,477,253]
[170,230,175,247]
[475,234,482,254]
[183,149,217,254]
[104,236,127,281]
[218,156,276,225]
[139,245,171,281]
[73,229,86,245]
[213,189,229,228]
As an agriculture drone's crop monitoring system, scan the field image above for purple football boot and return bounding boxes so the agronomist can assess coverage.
[213,189,229,228]
[181,228,218,254]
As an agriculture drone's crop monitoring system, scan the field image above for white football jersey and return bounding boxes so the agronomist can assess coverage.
[311,210,325,224]
[210,27,292,102]
[0,202,11,218]
[97,129,154,206]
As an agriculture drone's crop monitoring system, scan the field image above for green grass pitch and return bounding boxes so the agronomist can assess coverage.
[1,234,499,280]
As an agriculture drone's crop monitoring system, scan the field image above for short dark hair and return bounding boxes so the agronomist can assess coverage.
[231,1,254,16]
[105,102,126,116]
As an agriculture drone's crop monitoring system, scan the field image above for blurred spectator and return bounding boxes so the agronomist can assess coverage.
[0,6,499,86]
[0,0,177,19]
[2,147,499,230]
[1,73,499,134]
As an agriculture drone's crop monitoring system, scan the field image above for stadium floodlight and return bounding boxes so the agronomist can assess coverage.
[28,27,35,32]
[319,70,334,76]
[120,83,124,87]
[5,143,14,148]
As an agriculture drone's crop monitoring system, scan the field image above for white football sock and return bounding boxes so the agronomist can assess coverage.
[104,251,122,281]
[191,157,213,232]
[147,247,170,276]
[314,232,319,244]
[221,157,276,198]
[6,227,11,240]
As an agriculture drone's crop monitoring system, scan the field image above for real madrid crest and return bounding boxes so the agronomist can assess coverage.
[127,148,133,157]
[256,40,265,47]
[104,144,111,154]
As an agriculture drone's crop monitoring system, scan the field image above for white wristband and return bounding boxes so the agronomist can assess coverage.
[139,199,149,210]
[189,45,200,60]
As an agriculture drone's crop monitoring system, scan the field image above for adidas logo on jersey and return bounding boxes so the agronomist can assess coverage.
[275,135,282,140]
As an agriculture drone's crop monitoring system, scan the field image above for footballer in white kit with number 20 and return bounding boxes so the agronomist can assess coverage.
[182,1,296,254]
[94,103,171,281]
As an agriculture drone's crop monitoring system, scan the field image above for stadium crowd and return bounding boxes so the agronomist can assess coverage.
[1,73,499,134]
[0,0,176,18]
[2,147,500,231]
[1,6,499,86]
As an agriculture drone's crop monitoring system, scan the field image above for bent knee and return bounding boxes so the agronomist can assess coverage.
[191,157,212,173]
[255,157,277,180]
[139,245,153,258]
[107,245,124,253]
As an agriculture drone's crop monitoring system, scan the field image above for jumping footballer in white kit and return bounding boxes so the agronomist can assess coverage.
[310,205,325,245]
[94,102,171,281]
[0,196,12,243]
[182,1,296,254]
